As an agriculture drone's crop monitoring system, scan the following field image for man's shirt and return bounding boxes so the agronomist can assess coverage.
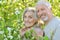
[44,17,60,40]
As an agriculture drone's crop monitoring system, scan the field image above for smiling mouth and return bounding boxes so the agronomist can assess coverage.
[40,13,46,18]
[38,13,48,21]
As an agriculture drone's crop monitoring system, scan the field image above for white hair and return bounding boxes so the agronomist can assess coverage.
[36,0,52,9]
[23,7,38,20]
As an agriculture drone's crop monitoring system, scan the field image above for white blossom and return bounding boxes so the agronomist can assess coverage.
[18,35,20,39]
[0,31,4,34]
[17,20,20,22]
[14,31,16,34]
[4,38,8,40]
[0,16,2,19]
[59,4,60,7]
[3,1,6,3]
[15,8,18,10]
[4,34,6,37]
[7,27,12,31]
[19,3,21,5]
[15,10,20,15]
[0,1,2,4]
[7,35,13,39]
[15,8,20,15]
[13,0,17,3]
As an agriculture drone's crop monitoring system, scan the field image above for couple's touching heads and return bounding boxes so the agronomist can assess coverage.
[20,7,44,38]
[20,0,53,37]
[23,0,54,27]
[20,0,60,40]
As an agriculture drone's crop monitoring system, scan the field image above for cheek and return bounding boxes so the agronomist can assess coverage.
[46,10,51,14]
[37,12,40,15]
[30,19,35,24]
[44,11,49,16]
[46,11,50,17]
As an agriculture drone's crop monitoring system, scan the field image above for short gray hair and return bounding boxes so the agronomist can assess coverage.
[36,0,52,9]
[23,7,38,20]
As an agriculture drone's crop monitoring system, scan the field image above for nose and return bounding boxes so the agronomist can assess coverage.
[37,11,42,17]
[24,18,29,22]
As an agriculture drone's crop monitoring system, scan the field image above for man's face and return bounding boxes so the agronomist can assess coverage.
[36,5,51,22]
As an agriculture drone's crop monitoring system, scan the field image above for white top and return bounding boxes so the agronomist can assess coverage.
[44,17,60,40]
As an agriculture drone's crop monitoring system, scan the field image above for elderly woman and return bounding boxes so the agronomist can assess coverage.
[20,7,44,40]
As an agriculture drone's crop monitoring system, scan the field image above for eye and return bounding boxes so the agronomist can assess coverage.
[37,10,39,12]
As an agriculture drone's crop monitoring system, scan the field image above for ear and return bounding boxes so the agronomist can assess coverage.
[50,8,52,10]
[50,8,52,11]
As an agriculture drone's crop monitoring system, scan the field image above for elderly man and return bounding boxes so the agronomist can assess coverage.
[36,0,60,40]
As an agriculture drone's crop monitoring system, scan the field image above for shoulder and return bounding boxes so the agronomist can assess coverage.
[55,17,60,23]
[49,17,60,28]
[55,17,60,27]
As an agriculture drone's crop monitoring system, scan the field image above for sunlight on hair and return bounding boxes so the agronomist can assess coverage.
[36,0,51,9]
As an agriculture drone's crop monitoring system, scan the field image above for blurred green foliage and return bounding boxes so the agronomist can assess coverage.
[0,0,60,40]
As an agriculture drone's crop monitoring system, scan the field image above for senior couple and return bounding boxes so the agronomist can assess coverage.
[20,0,60,40]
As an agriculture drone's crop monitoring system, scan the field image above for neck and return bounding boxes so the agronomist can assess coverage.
[25,23,38,29]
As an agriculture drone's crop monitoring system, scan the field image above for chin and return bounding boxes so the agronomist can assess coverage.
[25,25,31,27]
[25,23,33,27]
[25,24,29,27]
[42,19,48,22]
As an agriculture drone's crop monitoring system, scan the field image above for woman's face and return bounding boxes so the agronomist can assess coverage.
[24,11,37,27]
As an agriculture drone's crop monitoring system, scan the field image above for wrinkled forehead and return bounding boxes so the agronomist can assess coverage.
[25,11,34,16]
[24,11,38,19]
[36,5,50,11]
[35,1,51,9]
